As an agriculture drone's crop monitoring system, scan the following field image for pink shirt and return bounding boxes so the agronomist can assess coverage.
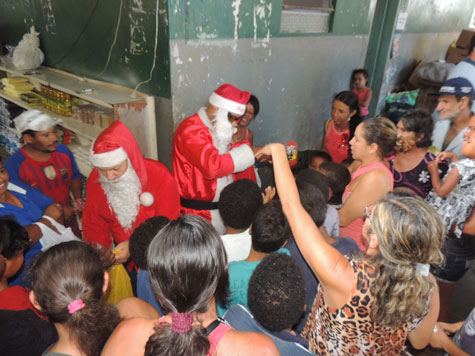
[352,87,370,116]
[340,162,393,250]
[324,120,350,163]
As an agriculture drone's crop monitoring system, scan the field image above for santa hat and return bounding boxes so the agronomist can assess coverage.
[90,121,148,189]
[209,84,250,116]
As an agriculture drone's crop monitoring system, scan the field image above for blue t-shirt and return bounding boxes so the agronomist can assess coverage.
[0,180,54,287]
[224,305,313,356]
[286,234,360,333]
[217,248,290,316]
[137,269,163,315]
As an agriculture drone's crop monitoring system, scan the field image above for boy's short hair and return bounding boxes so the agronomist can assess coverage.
[296,180,327,227]
[318,162,351,205]
[251,200,288,253]
[129,216,170,270]
[248,253,306,331]
[295,169,330,201]
[219,179,263,230]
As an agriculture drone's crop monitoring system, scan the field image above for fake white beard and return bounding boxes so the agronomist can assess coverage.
[99,161,142,231]
[213,108,235,154]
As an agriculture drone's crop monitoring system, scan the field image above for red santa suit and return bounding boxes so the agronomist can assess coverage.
[83,121,180,248]
[173,107,255,233]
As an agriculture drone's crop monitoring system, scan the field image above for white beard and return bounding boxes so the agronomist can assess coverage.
[99,161,142,231]
[213,108,236,154]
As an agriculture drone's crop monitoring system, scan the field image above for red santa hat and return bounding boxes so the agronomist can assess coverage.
[209,84,250,116]
[89,121,148,189]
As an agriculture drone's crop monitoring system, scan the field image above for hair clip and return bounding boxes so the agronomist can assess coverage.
[68,299,86,314]
[415,263,430,277]
[171,312,193,333]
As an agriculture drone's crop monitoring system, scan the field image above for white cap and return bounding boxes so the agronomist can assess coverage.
[14,110,63,134]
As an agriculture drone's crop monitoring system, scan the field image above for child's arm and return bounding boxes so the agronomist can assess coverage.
[360,88,372,107]
[428,161,459,198]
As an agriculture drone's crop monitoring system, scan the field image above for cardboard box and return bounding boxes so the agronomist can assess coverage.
[456,29,475,49]
[446,46,469,64]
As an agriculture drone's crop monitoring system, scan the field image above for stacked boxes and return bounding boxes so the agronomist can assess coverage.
[446,29,475,64]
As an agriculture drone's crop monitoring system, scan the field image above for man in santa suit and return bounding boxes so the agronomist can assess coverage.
[173,83,256,234]
[83,121,180,264]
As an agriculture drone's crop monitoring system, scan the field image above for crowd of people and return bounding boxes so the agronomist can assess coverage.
[1,40,475,356]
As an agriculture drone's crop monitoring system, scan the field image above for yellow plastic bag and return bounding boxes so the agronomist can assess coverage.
[105,263,133,305]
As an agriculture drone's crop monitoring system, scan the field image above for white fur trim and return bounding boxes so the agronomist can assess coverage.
[140,192,154,206]
[229,145,255,173]
[90,146,127,167]
[209,92,246,116]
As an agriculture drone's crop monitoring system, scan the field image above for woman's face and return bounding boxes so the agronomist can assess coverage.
[349,124,370,160]
[0,163,9,197]
[331,100,355,127]
[239,102,255,127]
[397,120,418,151]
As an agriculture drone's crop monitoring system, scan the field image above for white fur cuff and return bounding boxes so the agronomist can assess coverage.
[229,145,254,173]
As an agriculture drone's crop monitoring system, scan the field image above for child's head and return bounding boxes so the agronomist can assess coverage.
[29,241,121,356]
[129,216,170,270]
[251,200,288,253]
[308,150,332,171]
[351,68,369,89]
[248,253,306,332]
[295,180,327,228]
[0,217,30,280]
[295,169,330,202]
[318,161,351,205]
[219,179,263,230]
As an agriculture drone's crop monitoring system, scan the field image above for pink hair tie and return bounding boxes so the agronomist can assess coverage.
[68,299,86,314]
[171,312,193,333]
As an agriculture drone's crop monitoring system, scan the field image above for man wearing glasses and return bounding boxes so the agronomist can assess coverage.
[172,83,256,234]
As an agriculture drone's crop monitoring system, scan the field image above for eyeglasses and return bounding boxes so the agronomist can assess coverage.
[227,112,244,124]
[364,206,373,223]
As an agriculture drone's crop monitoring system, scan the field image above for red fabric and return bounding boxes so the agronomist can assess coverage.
[172,112,236,222]
[82,159,180,247]
[214,84,250,106]
[324,121,350,163]
[91,121,148,188]
[16,148,79,205]
[0,286,44,318]
[352,87,370,116]
[340,162,393,250]
[231,142,257,182]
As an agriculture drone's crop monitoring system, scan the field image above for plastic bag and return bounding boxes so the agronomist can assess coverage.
[12,26,45,70]
[35,216,79,251]
[106,264,133,305]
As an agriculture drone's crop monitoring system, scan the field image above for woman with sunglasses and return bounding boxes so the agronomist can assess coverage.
[256,143,443,355]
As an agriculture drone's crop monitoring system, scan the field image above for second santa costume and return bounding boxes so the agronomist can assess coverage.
[172,84,255,233]
[82,121,180,248]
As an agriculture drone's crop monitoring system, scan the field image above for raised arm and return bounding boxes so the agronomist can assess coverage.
[428,161,459,198]
[256,143,354,308]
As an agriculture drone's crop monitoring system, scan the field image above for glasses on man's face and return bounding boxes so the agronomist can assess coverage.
[227,112,243,124]
[364,206,373,223]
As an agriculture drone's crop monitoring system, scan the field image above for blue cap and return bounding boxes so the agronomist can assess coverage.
[434,77,474,96]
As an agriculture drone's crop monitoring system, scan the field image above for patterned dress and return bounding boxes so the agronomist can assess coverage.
[426,159,475,238]
[301,258,424,355]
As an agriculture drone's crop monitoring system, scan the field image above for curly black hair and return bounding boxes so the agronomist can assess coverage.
[218,179,263,230]
[0,217,30,259]
[251,200,288,253]
[129,216,170,270]
[248,253,306,331]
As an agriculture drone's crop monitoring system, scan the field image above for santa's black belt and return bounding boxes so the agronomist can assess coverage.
[180,197,219,210]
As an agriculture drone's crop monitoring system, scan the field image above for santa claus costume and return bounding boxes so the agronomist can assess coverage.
[82,121,180,249]
[172,84,255,233]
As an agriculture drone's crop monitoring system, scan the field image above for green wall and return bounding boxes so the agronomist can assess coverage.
[0,0,171,98]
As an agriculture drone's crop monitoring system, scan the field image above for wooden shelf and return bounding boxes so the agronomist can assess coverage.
[0,60,147,108]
